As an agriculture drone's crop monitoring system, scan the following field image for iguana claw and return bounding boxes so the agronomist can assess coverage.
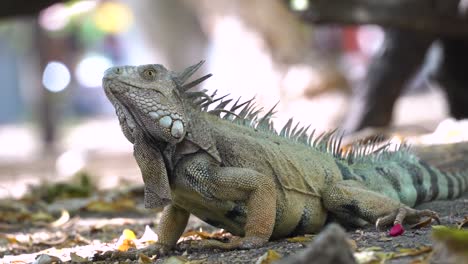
[375,207,440,231]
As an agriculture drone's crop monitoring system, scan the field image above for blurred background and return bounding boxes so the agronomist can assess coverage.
[1,0,463,198]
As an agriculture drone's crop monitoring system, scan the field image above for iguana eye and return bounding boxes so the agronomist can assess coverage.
[143,69,157,80]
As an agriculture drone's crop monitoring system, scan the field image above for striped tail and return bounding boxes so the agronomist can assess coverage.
[336,141,468,207]
[414,142,468,203]
[418,160,468,203]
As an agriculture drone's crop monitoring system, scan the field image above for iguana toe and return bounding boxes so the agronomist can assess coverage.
[375,207,439,231]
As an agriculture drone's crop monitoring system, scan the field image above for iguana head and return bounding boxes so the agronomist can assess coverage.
[103,62,207,144]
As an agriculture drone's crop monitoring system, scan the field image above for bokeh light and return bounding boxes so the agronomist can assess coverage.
[357,25,385,56]
[39,1,97,32]
[76,54,113,88]
[94,2,133,34]
[68,0,98,16]
[56,149,86,177]
[290,0,309,11]
[42,61,71,92]
[39,3,70,31]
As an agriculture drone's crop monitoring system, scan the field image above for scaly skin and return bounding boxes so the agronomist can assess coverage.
[100,61,468,260]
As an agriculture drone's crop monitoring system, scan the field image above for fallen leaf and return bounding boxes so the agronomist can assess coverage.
[70,252,88,263]
[389,224,404,237]
[286,235,314,243]
[39,233,69,246]
[85,198,135,213]
[354,251,380,263]
[1,234,19,244]
[410,217,434,229]
[359,246,383,252]
[138,253,153,264]
[30,211,54,223]
[378,236,392,242]
[347,238,358,251]
[432,225,468,255]
[138,225,158,245]
[186,260,207,264]
[457,216,468,230]
[162,256,188,264]
[255,250,282,264]
[33,254,62,264]
[180,229,230,241]
[117,229,137,252]
[118,238,136,252]
[355,250,397,264]
[50,210,70,228]
[74,233,91,245]
[394,246,432,258]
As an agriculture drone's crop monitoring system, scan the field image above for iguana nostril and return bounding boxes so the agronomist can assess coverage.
[114,67,122,74]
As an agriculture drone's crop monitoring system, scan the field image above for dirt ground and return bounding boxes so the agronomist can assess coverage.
[1,186,466,264]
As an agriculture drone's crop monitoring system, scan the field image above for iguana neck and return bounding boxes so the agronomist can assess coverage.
[181,100,222,163]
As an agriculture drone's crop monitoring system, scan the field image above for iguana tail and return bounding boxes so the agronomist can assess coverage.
[337,142,468,207]
[412,142,468,202]
[414,160,468,203]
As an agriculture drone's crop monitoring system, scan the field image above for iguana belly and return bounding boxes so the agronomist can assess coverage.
[172,187,327,238]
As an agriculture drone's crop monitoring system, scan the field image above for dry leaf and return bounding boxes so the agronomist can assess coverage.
[359,246,383,252]
[378,236,392,242]
[410,217,434,229]
[355,250,394,264]
[74,233,91,245]
[181,230,213,239]
[50,210,70,228]
[255,250,282,264]
[162,256,188,264]
[70,252,88,263]
[457,216,468,230]
[286,235,314,243]
[180,229,229,241]
[39,233,68,246]
[138,225,158,244]
[347,238,358,251]
[354,251,380,263]
[33,254,62,264]
[138,253,153,264]
[432,225,468,255]
[394,246,432,258]
[85,198,135,212]
[1,234,19,244]
[117,229,137,251]
[30,211,54,223]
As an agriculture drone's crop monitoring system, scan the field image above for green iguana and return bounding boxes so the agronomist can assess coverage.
[100,61,468,259]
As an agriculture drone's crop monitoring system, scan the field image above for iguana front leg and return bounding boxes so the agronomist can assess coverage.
[322,180,438,229]
[97,205,189,261]
[176,153,277,250]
